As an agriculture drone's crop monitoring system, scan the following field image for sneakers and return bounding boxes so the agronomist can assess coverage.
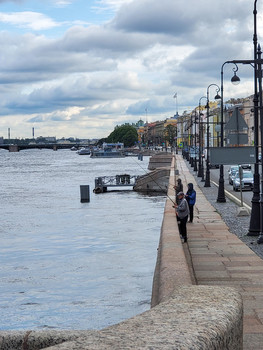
[180,235,188,243]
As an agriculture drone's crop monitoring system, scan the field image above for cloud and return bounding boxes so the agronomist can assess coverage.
[0,0,261,139]
[126,98,170,116]
[0,11,60,30]
[0,30,119,85]
[94,0,133,12]
[27,115,45,123]
[113,0,250,39]
[62,25,152,55]
[1,70,146,115]
[22,105,120,139]
[27,107,85,124]
[52,0,74,7]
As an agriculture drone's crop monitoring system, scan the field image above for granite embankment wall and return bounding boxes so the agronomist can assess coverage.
[151,157,194,306]
[133,153,173,193]
[0,155,243,349]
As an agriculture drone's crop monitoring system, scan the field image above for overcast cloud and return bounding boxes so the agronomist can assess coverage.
[0,0,261,139]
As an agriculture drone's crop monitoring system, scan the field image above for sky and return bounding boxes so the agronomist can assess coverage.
[0,0,262,139]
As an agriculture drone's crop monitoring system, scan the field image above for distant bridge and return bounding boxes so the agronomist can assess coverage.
[0,143,87,152]
[0,144,144,153]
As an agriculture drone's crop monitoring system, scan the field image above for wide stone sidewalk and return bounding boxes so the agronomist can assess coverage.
[176,154,263,350]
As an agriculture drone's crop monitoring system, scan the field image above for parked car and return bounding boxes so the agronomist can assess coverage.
[232,170,254,191]
[228,166,239,185]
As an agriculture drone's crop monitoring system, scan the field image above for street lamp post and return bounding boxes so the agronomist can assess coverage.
[190,114,195,168]
[223,1,260,235]
[256,45,263,243]
[204,84,221,187]
[183,117,186,159]
[189,115,194,166]
[217,57,260,233]
[186,119,190,161]
[194,110,198,172]
[249,0,261,236]
[190,114,195,167]
[198,97,206,179]
[215,1,261,230]
[201,121,205,182]
[217,62,240,202]
[184,118,189,161]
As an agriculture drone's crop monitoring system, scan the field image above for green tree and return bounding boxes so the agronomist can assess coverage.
[164,124,177,146]
[97,137,107,146]
[107,124,138,147]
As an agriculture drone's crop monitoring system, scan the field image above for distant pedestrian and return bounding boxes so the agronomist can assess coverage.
[185,183,196,223]
[173,192,189,243]
[174,178,183,204]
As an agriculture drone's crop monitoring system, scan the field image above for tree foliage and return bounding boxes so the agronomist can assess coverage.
[96,137,107,146]
[164,124,177,146]
[107,124,138,147]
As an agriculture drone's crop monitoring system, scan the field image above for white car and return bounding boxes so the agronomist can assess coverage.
[232,171,254,191]
[228,166,239,185]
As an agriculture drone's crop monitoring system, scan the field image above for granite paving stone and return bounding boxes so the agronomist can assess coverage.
[176,154,263,350]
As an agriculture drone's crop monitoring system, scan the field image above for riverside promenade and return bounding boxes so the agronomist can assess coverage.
[176,153,263,350]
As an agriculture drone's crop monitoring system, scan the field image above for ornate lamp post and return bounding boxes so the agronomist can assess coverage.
[193,109,198,171]
[204,84,221,187]
[226,1,260,235]
[249,0,261,236]
[189,115,194,166]
[186,117,190,161]
[190,113,196,168]
[184,117,190,160]
[219,57,262,236]
[218,1,260,233]
[256,45,263,243]
[217,62,240,202]
[198,96,206,179]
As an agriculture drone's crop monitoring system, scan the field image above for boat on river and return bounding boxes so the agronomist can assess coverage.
[77,147,91,155]
[90,142,126,158]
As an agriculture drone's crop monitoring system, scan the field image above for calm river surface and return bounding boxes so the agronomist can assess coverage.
[0,149,166,330]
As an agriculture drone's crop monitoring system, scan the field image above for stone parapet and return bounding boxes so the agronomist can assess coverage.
[148,153,173,170]
[0,287,242,350]
[133,167,170,193]
[0,330,92,350]
[134,153,173,193]
[151,157,194,306]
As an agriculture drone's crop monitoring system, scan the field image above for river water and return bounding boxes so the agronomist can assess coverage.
[0,149,166,331]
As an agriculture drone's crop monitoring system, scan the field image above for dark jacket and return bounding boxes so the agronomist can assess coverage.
[175,179,183,195]
[186,183,196,206]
